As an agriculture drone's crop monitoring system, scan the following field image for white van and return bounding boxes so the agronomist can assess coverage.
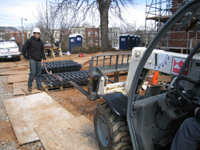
[0,41,20,60]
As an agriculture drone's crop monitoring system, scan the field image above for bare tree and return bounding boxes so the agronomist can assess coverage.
[36,2,76,46]
[55,0,136,49]
[120,22,136,34]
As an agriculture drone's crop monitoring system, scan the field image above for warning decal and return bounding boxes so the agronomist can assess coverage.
[121,38,125,41]
[153,54,170,70]
[77,37,81,41]
[171,57,191,77]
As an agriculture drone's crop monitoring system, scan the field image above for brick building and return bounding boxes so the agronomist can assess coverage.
[0,26,27,48]
[145,0,200,53]
[170,0,200,50]
[86,28,99,47]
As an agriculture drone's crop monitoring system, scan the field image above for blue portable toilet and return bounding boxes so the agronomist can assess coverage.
[131,35,136,49]
[119,34,131,50]
[138,36,142,46]
[69,34,82,53]
[135,35,139,47]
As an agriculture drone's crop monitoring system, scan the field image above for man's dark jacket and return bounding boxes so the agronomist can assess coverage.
[22,36,46,61]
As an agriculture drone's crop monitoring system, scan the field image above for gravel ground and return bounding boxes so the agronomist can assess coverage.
[0,75,13,122]
[0,74,44,150]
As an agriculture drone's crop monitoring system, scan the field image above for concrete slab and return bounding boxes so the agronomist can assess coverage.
[34,115,100,150]
[3,92,74,145]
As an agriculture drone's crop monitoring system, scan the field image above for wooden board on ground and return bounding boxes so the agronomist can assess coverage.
[17,63,29,68]
[7,74,29,83]
[34,115,99,150]
[3,92,74,145]
[0,70,29,76]
[0,62,16,69]
[13,82,42,95]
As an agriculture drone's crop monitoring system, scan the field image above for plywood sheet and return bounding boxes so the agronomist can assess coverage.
[7,75,29,83]
[0,70,29,76]
[13,82,42,95]
[17,63,29,68]
[34,115,99,150]
[0,62,16,69]
[3,92,74,145]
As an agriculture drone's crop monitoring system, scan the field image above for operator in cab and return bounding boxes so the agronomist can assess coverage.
[170,107,200,150]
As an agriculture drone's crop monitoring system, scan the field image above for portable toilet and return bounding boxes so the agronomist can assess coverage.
[135,35,139,47]
[131,35,136,49]
[138,36,142,46]
[119,34,130,50]
[69,34,82,53]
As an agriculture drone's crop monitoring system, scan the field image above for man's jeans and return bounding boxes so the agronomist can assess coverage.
[170,117,200,150]
[28,59,42,88]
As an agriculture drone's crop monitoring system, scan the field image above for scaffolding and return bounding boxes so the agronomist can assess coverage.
[145,0,200,53]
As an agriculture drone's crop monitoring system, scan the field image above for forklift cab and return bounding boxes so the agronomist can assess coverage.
[127,1,200,150]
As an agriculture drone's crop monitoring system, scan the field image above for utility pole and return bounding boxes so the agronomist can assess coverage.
[21,17,27,45]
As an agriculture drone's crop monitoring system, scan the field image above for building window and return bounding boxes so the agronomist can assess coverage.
[28,33,30,38]
[11,34,13,37]
[73,29,75,33]
[88,31,91,36]
[78,29,80,33]
[17,34,20,39]
[95,32,98,37]
[95,40,98,46]
[91,31,93,36]
[88,39,93,44]
[82,29,84,34]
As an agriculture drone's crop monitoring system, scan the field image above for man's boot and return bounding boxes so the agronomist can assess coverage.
[28,86,32,92]
[37,86,44,91]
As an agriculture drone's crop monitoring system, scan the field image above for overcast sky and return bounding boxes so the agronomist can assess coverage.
[0,0,151,28]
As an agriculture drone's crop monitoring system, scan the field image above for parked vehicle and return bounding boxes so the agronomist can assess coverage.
[0,41,20,60]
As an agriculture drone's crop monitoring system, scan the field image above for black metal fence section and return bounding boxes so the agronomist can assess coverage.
[41,70,88,87]
[41,60,82,74]
[88,53,132,75]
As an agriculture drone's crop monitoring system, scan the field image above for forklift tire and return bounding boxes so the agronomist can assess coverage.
[94,102,132,150]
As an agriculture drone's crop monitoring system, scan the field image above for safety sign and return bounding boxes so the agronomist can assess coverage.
[171,57,191,76]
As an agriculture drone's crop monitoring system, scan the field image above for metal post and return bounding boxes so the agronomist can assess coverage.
[21,17,24,45]
[21,17,27,46]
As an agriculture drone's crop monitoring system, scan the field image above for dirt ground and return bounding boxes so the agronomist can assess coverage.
[0,51,172,150]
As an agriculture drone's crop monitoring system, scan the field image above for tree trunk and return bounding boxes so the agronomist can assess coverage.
[98,0,110,49]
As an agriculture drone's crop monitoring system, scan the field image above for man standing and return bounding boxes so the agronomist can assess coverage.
[22,28,46,92]
[55,40,60,56]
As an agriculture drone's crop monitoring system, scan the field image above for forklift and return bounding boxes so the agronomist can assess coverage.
[70,0,200,149]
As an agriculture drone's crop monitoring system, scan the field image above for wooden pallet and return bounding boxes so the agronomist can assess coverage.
[41,82,72,92]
